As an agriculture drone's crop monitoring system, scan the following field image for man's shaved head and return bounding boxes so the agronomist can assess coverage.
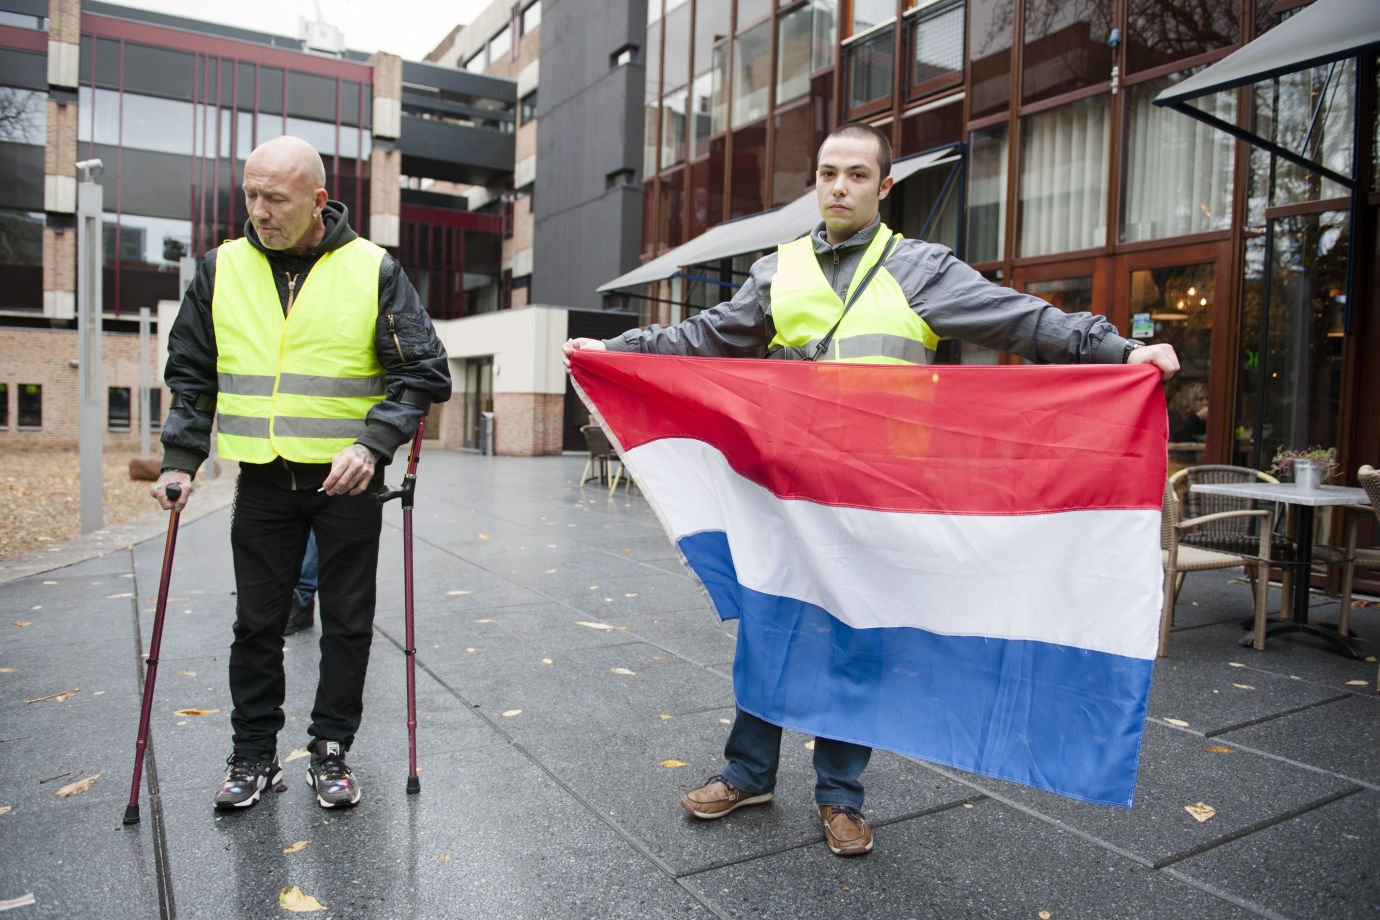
[242,135,329,254]
[245,135,327,192]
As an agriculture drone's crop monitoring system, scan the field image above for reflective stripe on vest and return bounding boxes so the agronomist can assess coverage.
[768,223,938,365]
[212,236,387,464]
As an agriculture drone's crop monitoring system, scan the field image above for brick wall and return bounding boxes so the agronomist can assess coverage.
[0,327,166,452]
[493,392,564,456]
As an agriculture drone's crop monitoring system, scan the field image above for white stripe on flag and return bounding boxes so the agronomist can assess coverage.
[628,437,1163,661]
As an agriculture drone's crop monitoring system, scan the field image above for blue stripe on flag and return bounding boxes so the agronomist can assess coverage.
[678,530,1152,807]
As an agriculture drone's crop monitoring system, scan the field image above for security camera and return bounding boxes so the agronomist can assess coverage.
[75,159,104,180]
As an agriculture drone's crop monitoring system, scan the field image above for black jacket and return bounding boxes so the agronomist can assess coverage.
[160,201,452,489]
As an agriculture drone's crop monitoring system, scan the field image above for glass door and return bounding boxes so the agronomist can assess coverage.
[462,356,493,452]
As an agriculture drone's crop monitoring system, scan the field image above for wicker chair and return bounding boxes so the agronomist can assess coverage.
[1168,465,1283,600]
[1311,465,1380,642]
[579,424,613,486]
[1160,479,1272,657]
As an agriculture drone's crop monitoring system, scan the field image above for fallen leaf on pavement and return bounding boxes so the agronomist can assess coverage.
[719,718,731,725]
[1039,912,1051,920]
[25,689,78,704]
[610,667,636,675]
[475,618,493,623]
[477,534,491,540]
[177,670,197,677]
[0,894,37,911]
[278,886,326,912]
[0,668,17,673]
[659,714,674,720]
[282,841,311,854]
[540,658,553,665]
[284,747,311,763]
[13,622,30,629]
[1164,717,1190,727]
[0,805,12,815]
[500,709,522,718]
[105,593,133,599]
[574,621,613,630]
[446,590,473,596]
[55,773,102,798]
[804,740,816,751]
[1204,746,1234,753]
[660,760,686,768]
[1185,802,1216,822]
[1231,683,1256,690]
[1228,662,1245,668]
[440,853,451,863]
[1345,680,1368,687]
[172,708,222,716]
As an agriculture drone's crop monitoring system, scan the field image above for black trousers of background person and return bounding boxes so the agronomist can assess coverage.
[228,470,383,759]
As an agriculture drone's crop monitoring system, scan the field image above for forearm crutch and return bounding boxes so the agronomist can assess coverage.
[376,420,426,794]
[124,483,182,826]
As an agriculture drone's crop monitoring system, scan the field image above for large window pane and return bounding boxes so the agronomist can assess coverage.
[288,71,339,120]
[122,93,195,155]
[690,72,713,160]
[1021,0,1113,105]
[643,103,659,179]
[966,123,1007,263]
[0,87,45,144]
[843,24,893,112]
[711,43,730,134]
[812,0,838,72]
[1122,73,1233,243]
[738,0,771,30]
[658,167,684,249]
[1259,59,1355,206]
[968,0,1013,119]
[897,159,960,250]
[729,120,767,217]
[663,2,691,89]
[776,4,813,107]
[18,384,41,428]
[771,104,813,206]
[646,23,661,102]
[908,0,963,91]
[852,0,893,34]
[0,209,43,310]
[694,0,731,75]
[122,43,194,100]
[900,99,961,155]
[731,21,771,129]
[1018,94,1109,257]
[661,87,688,169]
[1126,0,1239,74]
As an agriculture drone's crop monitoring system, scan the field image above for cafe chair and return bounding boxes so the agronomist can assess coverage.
[1169,464,1291,603]
[1309,465,1380,641]
[579,424,614,486]
[1160,479,1272,657]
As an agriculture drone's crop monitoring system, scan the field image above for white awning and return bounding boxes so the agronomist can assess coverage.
[598,147,958,293]
[1154,0,1380,104]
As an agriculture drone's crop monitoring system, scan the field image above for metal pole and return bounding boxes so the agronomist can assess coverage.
[139,307,151,459]
[76,160,105,534]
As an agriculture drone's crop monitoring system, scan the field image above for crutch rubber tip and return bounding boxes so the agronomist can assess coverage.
[122,805,140,825]
[407,776,420,795]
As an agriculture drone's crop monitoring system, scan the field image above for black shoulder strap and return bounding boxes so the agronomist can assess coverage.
[808,234,899,362]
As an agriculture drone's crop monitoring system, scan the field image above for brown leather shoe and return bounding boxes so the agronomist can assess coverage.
[819,805,873,855]
[680,775,773,819]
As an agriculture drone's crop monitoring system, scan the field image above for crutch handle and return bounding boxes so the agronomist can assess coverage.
[165,483,181,504]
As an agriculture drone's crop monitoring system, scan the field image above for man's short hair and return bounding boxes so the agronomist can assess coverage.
[821,123,892,180]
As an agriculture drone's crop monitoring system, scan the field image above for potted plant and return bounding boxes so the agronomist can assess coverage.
[1270,445,1339,489]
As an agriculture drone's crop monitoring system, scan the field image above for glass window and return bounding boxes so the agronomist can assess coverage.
[259,67,284,114]
[965,122,1008,263]
[771,104,813,206]
[522,1,542,34]
[1018,94,1110,257]
[658,167,684,249]
[661,87,688,169]
[111,149,194,221]
[1261,59,1355,206]
[1026,276,1093,314]
[18,384,40,428]
[899,99,961,154]
[1128,262,1214,463]
[664,2,691,89]
[690,72,714,159]
[489,24,512,63]
[843,23,893,112]
[648,0,662,24]
[149,388,162,430]
[968,0,1013,119]
[1122,73,1233,243]
[341,81,362,125]
[1021,0,1112,105]
[644,103,659,178]
[897,158,960,250]
[777,4,813,106]
[732,21,771,128]
[1126,0,1239,74]
[852,0,894,34]
[122,42,194,101]
[77,87,120,147]
[908,0,963,93]
[711,43,730,134]
[0,87,45,144]
[812,0,838,72]
[646,22,661,101]
[738,0,771,30]
[287,71,338,120]
[520,91,538,125]
[729,120,768,217]
[108,387,132,430]
[0,383,7,427]
[0,209,45,311]
[121,93,195,155]
[694,0,731,75]
[286,117,337,157]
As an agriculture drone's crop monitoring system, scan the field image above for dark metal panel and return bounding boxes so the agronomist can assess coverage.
[397,114,513,185]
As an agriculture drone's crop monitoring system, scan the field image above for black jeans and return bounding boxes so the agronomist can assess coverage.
[228,470,382,757]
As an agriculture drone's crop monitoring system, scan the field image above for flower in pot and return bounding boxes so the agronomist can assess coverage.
[1270,445,1339,486]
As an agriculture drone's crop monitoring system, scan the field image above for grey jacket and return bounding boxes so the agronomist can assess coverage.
[606,218,1136,366]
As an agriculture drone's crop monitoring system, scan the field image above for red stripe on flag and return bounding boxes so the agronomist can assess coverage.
[572,353,1167,515]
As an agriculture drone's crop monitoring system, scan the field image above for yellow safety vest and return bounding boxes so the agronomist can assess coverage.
[769,222,938,365]
[211,236,387,464]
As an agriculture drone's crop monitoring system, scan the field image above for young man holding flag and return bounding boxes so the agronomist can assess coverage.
[564,123,1178,856]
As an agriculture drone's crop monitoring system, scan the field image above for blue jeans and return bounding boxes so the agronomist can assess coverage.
[295,529,318,606]
[720,707,871,810]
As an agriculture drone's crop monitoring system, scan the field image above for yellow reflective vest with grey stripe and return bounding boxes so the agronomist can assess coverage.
[211,236,387,464]
[768,222,938,365]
